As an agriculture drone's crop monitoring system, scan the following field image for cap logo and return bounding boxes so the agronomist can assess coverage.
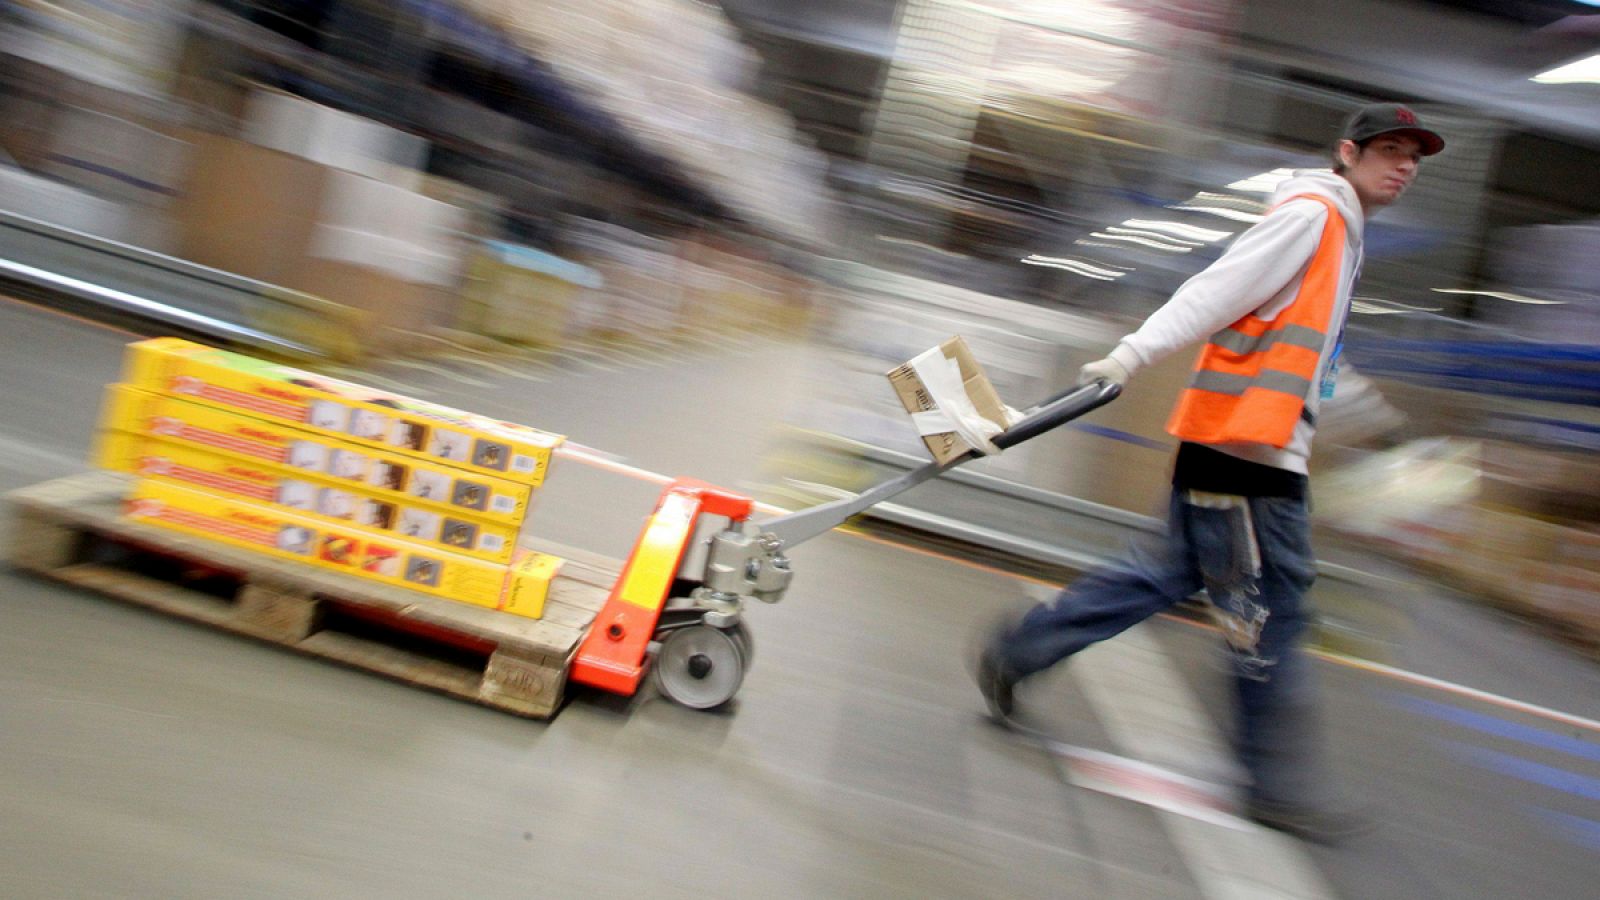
[1395,107,1417,126]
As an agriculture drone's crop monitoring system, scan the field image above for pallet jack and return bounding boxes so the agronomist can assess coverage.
[568,379,1122,709]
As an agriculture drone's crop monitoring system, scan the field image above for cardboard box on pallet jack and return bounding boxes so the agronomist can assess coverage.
[96,430,519,563]
[97,385,535,527]
[120,338,563,486]
[886,336,1015,465]
[122,478,562,618]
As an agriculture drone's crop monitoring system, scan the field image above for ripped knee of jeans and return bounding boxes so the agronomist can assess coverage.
[1232,647,1279,681]
[1204,589,1274,675]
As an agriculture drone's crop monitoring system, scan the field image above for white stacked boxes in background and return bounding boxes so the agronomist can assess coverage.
[172,88,474,353]
[97,338,566,617]
[239,87,428,179]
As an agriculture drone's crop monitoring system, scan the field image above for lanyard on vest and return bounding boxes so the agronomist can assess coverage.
[1319,254,1359,401]
[1320,333,1344,401]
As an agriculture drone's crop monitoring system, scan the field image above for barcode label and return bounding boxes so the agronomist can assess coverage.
[491,496,517,513]
[481,534,505,552]
[511,455,536,473]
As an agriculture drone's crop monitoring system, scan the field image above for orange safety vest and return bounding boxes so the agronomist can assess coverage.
[1167,194,1346,449]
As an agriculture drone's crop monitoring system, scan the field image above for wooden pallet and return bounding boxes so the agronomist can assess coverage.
[4,471,616,719]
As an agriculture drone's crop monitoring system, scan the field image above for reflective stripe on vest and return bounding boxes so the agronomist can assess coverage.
[1167,194,1345,449]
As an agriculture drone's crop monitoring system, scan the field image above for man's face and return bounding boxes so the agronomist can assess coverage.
[1339,134,1424,210]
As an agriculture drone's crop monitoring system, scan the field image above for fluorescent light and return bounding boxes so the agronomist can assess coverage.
[1225,168,1298,194]
[1532,54,1600,85]
[1023,255,1128,278]
[1169,205,1265,224]
[1082,232,1193,252]
[1021,258,1123,280]
[1431,288,1566,305]
[1351,298,1443,315]
[1104,226,1202,247]
[1192,191,1265,208]
[1120,219,1234,242]
[1168,191,1268,224]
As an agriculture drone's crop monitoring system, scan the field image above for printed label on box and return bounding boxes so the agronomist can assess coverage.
[98,424,522,562]
[98,385,533,528]
[500,549,562,619]
[124,478,508,608]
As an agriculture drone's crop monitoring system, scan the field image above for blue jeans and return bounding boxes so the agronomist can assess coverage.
[993,488,1328,806]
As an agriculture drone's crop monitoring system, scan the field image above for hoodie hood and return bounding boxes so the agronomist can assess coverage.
[1269,169,1364,238]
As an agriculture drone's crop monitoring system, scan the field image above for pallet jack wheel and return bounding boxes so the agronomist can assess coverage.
[728,621,754,669]
[653,623,745,709]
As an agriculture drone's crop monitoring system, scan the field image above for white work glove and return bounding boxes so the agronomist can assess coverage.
[1076,356,1130,387]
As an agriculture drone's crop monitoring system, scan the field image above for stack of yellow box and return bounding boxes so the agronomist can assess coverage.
[94,338,567,618]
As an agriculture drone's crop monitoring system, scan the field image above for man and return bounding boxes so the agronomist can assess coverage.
[976,104,1444,842]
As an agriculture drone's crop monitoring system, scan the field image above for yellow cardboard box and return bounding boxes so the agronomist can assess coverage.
[122,479,561,619]
[124,477,508,609]
[98,385,533,527]
[121,338,562,486]
[98,430,518,563]
[502,549,563,619]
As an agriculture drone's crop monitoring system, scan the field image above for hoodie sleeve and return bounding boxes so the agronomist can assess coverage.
[1107,199,1328,379]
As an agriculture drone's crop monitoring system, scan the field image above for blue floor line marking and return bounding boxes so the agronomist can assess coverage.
[1444,741,1600,802]
[1529,807,1600,853]
[1392,693,1600,762]
[1070,422,1170,451]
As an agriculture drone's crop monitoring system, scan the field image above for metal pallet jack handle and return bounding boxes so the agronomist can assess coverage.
[761,378,1123,550]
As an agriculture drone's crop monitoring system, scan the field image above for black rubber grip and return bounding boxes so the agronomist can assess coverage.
[990,380,1122,450]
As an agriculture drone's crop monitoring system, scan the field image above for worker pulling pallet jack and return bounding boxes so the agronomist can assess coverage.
[569,376,1123,709]
[977,105,1446,844]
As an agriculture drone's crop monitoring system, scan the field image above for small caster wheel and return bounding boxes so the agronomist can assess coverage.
[653,624,745,709]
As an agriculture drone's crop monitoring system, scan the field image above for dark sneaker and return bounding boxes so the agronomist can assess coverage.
[975,647,1017,723]
[1245,797,1375,845]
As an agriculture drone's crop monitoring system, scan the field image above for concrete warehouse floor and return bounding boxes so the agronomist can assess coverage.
[2,297,1597,899]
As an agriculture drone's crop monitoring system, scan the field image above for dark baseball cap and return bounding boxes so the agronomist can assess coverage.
[1342,103,1445,156]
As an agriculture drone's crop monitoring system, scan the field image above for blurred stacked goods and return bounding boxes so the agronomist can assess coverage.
[0,0,195,244]
[475,0,831,246]
[451,224,818,348]
[94,338,565,618]
[170,88,469,355]
[455,242,603,346]
[1317,439,1600,654]
[1483,222,1600,346]
[2,0,827,359]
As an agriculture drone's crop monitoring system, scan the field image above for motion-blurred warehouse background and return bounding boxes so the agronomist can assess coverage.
[2,0,1598,651]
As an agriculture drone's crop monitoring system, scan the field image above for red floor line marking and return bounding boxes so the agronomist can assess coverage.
[554,445,672,486]
[1056,745,1243,828]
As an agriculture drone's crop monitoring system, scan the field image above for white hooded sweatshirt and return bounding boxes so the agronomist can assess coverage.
[1105,170,1366,475]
